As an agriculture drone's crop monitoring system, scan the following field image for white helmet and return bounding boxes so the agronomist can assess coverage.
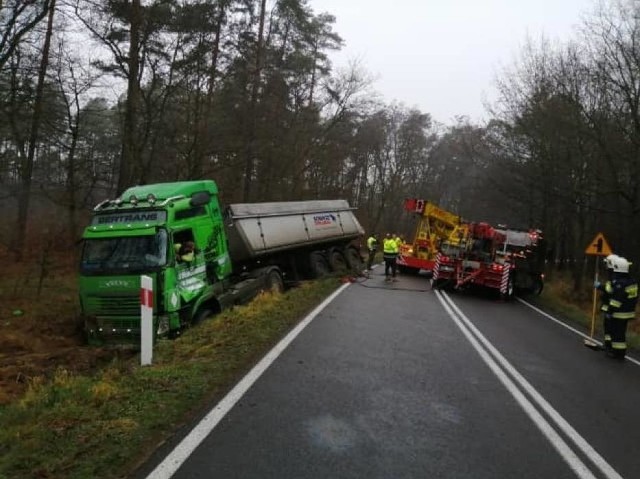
[612,256,631,273]
[604,254,619,270]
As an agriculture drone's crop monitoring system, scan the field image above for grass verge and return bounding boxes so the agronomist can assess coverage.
[0,278,342,479]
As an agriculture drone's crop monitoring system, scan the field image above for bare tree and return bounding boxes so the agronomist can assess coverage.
[0,0,52,70]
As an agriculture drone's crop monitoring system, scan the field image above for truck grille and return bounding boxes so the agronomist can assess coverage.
[85,295,141,316]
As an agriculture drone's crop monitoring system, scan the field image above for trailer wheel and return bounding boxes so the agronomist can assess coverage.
[309,251,331,278]
[266,269,284,293]
[328,249,348,273]
[344,247,364,272]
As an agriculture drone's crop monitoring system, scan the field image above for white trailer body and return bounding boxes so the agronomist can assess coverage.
[224,200,364,263]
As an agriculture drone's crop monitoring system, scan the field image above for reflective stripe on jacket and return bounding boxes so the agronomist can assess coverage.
[608,276,638,320]
[600,281,612,312]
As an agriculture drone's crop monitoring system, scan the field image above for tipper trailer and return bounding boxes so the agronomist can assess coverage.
[79,180,364,344]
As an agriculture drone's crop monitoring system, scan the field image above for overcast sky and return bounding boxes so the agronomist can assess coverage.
[310,0,596,125]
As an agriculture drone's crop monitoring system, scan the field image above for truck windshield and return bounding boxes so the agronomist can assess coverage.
[440,242,465,258]
[81,230,168,275]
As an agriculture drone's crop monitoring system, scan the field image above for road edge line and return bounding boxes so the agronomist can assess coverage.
[145,282,352,479]
[516,297,640,367]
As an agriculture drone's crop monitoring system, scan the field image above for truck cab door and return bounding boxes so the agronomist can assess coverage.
[171,229,207,305]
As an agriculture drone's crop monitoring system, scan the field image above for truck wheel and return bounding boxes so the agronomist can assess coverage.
[193,307,213,325]
[309,251,330,278]
[266,269,284,293]
[328,249,348,273]
[344,247,364,271]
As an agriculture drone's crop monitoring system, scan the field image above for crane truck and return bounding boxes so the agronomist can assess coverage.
[432,222,514,298]
[397,199,467,275]
[79,180,364,344]
[432,223,545,299]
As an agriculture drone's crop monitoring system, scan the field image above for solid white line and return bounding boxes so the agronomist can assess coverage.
[517,297,640,367]
[146,282,352,479]
[435,291,597,479]
[440,292,623,479]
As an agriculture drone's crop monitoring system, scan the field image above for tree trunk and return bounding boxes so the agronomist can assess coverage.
[242,0,267,202]
[13,0,56,261]
[117,0,142,193]
[66,105,80,241]
[193,2,226,178]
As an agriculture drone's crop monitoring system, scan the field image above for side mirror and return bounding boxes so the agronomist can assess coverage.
[190,191,211,207]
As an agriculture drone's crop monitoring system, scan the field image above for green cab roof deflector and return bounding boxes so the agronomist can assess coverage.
[121,180,218,200]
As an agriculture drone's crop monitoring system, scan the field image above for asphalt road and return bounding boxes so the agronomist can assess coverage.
[142,270,640,479]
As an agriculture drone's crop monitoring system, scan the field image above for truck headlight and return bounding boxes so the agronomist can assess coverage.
[83,315,98,333]
[157,316,170,336]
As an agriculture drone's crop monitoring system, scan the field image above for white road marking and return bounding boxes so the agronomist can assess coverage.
[517,297,640,367]
[145,282,352,479]
[436,290,623,479]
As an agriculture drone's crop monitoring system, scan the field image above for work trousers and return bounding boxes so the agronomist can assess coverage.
[367,249,376,270]
[383,253,397,278]
[609,318,631,359]
[603,314,613,351]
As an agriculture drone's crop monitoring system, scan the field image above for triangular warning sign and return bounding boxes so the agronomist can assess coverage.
[585,232,612,256]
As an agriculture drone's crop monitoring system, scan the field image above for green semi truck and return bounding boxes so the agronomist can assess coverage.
[79,180,364,344]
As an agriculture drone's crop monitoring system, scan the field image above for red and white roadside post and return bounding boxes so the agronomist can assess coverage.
[140,275,154,366]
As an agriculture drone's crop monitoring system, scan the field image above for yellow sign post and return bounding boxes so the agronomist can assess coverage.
[584,232,613,348]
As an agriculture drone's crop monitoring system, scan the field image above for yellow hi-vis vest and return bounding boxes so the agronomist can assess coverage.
[383,238,398,255]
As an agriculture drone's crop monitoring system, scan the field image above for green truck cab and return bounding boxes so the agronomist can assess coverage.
[79,180,364,344]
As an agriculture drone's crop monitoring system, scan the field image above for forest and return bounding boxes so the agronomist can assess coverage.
[1,0,640,290]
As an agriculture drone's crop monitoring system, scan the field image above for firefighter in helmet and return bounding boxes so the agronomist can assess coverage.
[596,254,619,352]
[596,256,638,359]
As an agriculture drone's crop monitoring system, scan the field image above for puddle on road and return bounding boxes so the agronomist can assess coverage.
[305,414,358,452]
